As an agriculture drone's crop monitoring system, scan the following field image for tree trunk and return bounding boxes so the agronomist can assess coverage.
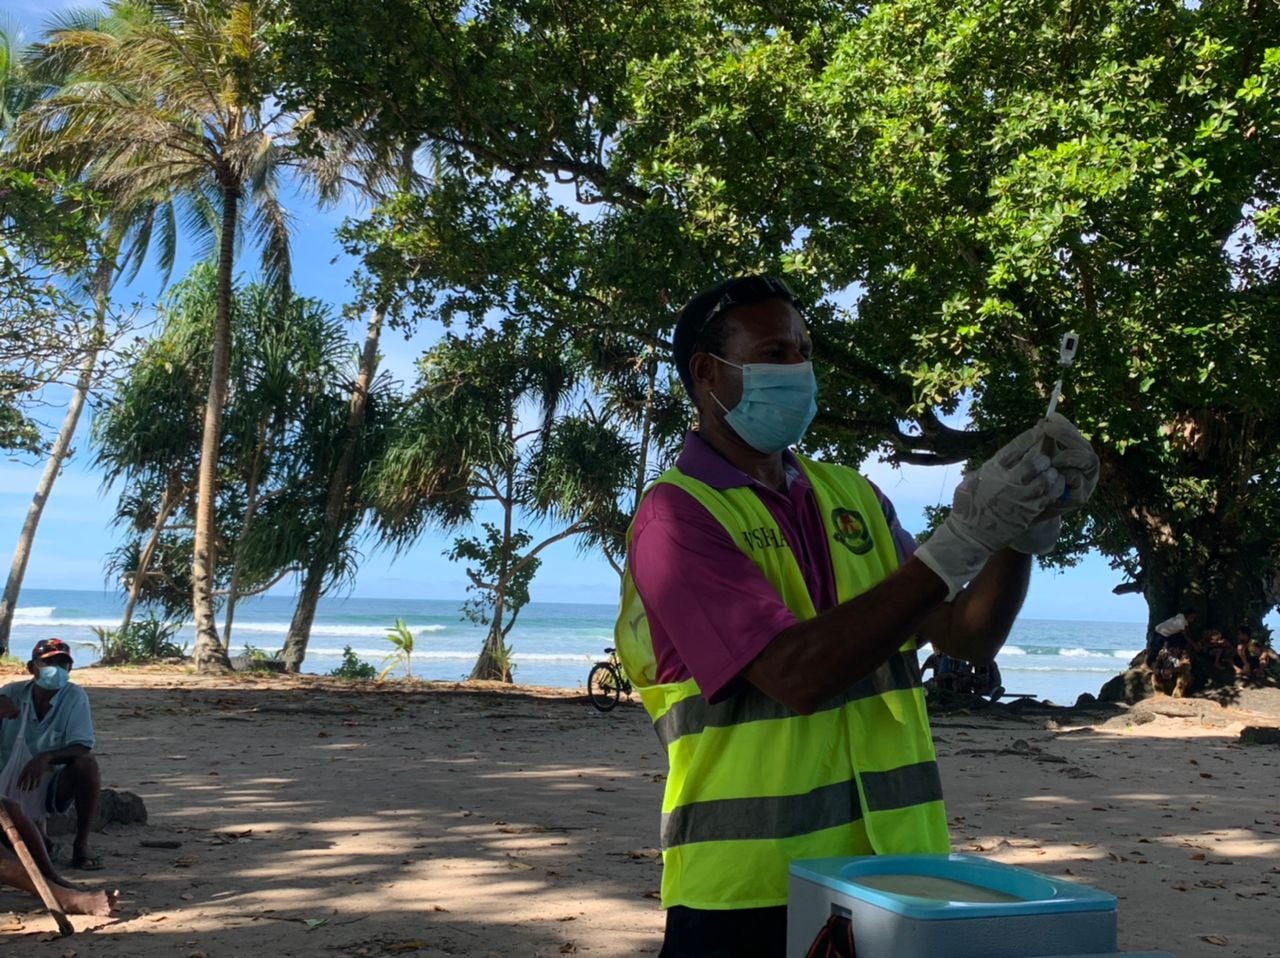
[282,553,328,673]
[470,441,515,683]
[281,306,384,673]
[633,346,656,515]
[222,419,269,651]
[191,186,238,673]
[470,619,513,683]
[0,258,112,656]
[118,482,181,636]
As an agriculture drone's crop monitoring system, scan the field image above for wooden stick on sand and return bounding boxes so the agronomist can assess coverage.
[0,803,74,936]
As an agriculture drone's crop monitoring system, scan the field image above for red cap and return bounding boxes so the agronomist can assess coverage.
[31,637,73,664]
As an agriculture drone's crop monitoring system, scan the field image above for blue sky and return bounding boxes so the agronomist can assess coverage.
[0,2,1153,622]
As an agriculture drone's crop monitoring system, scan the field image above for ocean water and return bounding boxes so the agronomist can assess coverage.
[6,588,1143,705]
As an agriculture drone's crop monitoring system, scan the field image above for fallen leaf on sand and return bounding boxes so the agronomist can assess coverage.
[1201,934,1229,945]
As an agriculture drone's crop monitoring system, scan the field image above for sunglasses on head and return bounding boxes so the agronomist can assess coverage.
[693,275,798,337]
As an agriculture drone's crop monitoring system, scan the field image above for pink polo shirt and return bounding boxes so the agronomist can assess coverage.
[628,432,917,703]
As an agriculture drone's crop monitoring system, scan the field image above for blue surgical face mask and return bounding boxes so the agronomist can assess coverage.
[710,356,818,454]
[35,664,70,692]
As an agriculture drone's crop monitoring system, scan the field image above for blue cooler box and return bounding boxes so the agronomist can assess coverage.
[787,854,1118,958]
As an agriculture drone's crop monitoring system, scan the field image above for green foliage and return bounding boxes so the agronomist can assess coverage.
[329,645,377,680]
[0,166,102,456]
[369,323,638,681]
[95,263,367,633]
[89,617,186,664]
[279,0,1280,632]
[449,524,538,631]
[379,618,416,680]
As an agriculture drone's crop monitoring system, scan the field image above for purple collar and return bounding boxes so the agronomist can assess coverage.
[675,431,806,492]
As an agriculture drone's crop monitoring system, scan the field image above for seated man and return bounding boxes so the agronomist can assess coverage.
[0,639,102,870]
[921,651,972,694]
[1204,628,1233,670]
[1146,608,1197,670]
[1152,644,1192,697]
[0,797,116,915]
[1237,628,1276,683]
[969,659,1004,701]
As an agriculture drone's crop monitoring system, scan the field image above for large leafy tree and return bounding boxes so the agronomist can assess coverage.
[279,0,1280,638]
[15,0,389,670]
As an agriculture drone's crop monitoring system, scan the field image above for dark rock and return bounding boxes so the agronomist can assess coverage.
[1099,668,1151,704]
[229,655,286,673]
[1240,726,1280,745]
[45,787,148,836]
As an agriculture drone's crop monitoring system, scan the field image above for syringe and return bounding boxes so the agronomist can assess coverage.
[1042,331,1079,464]
[1045,331,1079,419]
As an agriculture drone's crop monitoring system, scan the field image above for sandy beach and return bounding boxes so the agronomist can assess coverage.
[2,665,1279,958]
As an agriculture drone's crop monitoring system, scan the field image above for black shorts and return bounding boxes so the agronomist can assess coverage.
[660,905,787,958]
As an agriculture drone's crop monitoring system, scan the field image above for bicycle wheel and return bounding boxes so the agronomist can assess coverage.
[588,663,623,711]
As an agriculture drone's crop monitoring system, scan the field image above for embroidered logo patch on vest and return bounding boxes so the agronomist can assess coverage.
[831,507,874,555]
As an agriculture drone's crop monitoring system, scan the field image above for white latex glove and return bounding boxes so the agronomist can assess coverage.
[1011,515,1062,555]
[916,423,1065,599]
[1041,413,1099,515]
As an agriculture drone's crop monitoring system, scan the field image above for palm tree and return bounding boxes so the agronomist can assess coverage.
[14,0,382,670]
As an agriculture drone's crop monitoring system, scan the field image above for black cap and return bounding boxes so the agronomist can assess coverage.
[671,275,798,397]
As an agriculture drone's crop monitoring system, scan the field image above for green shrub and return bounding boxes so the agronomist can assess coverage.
[89,617,187,664]
[329,645,376,680]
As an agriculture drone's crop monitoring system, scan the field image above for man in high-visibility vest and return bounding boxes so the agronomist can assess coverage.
[616,275,1099,958]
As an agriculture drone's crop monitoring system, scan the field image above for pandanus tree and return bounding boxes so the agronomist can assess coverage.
[96,263,356,647]
[368,324,636,682]
[14,0,392,669]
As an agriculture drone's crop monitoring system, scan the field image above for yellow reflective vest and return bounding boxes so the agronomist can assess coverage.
[616,455,949,910]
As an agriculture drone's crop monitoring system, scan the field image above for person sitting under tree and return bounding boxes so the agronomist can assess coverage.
[1203,628,1234,671]
[1145,608,1198,672]
[1152,642,1193,698]
[1236,627,1276,684]
[0,639,103,871]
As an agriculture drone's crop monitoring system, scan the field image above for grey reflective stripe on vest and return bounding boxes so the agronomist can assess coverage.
[859,760,944,812]
[660,760,943,849]
[662,777,861,848]
[653,649,920,747]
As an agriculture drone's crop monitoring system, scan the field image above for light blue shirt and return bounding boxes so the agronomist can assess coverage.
[0,679,96,765]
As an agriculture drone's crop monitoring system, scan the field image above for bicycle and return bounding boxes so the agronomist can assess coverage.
[588,647,632,711]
